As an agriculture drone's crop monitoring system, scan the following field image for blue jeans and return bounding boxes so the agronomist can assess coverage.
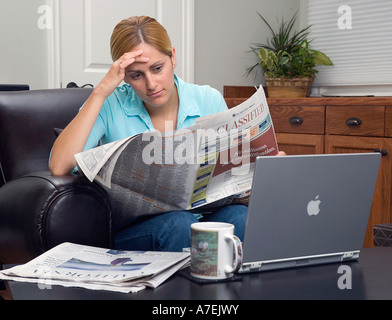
[114,205,248,252]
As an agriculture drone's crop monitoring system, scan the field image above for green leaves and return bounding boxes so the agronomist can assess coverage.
[313,51,333,66]
[247,12,333,79]
[258,47,269,61]
[279,55,290,66]
[257,49,291,78]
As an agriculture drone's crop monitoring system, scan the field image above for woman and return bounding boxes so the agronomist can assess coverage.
[50,16,248,252]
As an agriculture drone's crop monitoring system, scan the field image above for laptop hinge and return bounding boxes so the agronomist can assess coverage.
[250,262,263,269]
[341,251,359,261]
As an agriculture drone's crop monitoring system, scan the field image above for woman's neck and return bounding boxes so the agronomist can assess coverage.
[146,85,179,132]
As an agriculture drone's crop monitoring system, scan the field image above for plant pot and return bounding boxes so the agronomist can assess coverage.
[265,77,314,98]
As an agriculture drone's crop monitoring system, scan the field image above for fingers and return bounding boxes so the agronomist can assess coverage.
[118,50,149,69]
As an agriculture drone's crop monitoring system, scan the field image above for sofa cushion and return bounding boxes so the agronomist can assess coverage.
[0,172,112,263]
[0,88,92,185]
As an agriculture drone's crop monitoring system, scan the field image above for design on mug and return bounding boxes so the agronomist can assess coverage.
[190,230,218,277]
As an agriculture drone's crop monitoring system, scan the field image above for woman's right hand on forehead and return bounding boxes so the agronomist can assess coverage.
[94,50,147,98]
[118,50,147,69]
[49,50,148,176]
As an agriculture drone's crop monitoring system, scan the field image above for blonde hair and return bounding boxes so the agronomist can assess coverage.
[110,16,172,62]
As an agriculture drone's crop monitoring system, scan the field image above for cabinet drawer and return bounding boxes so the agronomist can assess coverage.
[270,106,325,134]
[385,107,392,137]
[326,106,385,137]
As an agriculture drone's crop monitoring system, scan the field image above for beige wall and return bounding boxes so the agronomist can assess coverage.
[0,0,49,89]
[194,0,300,93]
[0,0,300,91]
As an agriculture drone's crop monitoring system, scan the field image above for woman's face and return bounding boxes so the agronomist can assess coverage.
[124,43,177,110]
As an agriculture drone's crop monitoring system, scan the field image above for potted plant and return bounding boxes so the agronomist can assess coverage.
[247,12,333,97]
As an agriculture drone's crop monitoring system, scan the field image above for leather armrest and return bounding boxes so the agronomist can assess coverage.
[0,171,113,264]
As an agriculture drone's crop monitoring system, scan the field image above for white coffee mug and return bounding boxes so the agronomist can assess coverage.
[190,222,243,280]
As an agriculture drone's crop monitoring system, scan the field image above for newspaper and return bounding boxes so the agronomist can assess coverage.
[75,87,278,227]
[0,242,190,293]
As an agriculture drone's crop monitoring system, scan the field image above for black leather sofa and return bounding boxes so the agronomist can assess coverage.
[0,88,113,264]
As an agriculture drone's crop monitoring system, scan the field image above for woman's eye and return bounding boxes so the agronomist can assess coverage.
[153,65,162,72]
[130,73,142,80]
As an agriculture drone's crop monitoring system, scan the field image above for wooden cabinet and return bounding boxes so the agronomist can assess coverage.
[269,105,325,155]
[270,106,325,134]
[224,89,392,248]
[275,133,325,155]
[270,99,392,248]
[326,106,385,137]
[325,135,392,247]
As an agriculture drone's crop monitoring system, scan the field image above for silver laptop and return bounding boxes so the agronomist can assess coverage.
[239,153,381,273]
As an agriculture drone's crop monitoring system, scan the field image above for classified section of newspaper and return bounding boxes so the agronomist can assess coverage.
[74,87,278,228]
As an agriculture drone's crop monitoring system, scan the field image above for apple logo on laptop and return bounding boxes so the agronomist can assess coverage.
[307,195,321,216]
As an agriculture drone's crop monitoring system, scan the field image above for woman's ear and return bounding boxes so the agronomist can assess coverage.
[171,47,177,68]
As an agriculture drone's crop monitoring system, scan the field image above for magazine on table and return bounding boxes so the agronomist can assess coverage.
[0,242,189,293]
